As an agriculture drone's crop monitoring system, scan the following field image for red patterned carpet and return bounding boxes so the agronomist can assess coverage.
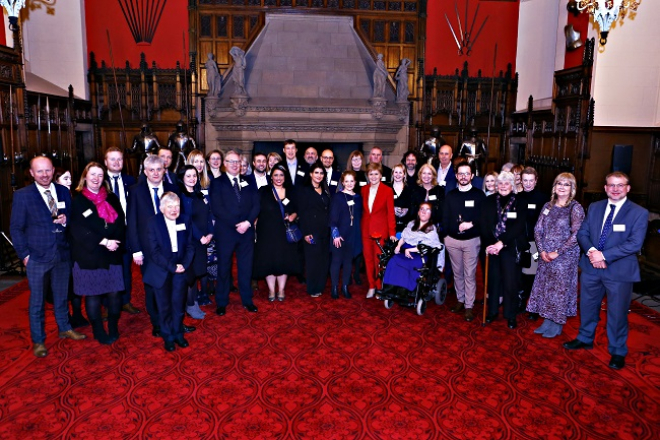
[0,270,659,439]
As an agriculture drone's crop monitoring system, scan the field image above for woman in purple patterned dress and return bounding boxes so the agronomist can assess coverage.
[526,173,585,338]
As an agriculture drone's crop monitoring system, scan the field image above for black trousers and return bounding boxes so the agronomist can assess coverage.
[330,241,354,287]
[487,248,520,320]
[215,230,254,307]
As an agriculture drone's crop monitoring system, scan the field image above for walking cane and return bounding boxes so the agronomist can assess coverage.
[482,254,490,326]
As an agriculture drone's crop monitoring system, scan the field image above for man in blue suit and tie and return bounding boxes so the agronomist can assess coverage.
[104,147,139,315]
[10,156,86,357]
[565,172,648,370]
[210,150,260,315]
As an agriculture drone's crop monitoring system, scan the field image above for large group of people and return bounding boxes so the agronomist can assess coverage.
[10,139,648,370]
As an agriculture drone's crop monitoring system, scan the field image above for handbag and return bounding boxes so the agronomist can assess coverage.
[272,187,302,243]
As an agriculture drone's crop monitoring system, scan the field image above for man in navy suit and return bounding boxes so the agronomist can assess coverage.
[435,144,457,192]
[321,149,341,195]
[104,147,139,315]
[210,150,260,315]
[127,155,181,336]
[283,139,309,186]
[10,156,86,357]
[143,192,195,351]
[565,172,648,370]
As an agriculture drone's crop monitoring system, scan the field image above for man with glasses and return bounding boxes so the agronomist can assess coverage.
[442,161,486,322]
[565,172,648,370]
[210,151,260,315]
[320,149,340,194]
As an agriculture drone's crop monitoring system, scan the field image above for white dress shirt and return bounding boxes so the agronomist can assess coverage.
[165,218,179,253]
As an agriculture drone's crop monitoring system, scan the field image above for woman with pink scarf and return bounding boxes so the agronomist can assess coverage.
[69,162,126,345]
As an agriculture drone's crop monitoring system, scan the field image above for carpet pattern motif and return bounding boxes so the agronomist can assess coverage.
[0,273,659,439]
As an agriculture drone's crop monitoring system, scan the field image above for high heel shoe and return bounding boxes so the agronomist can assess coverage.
[268,291,276,302]
[277,291,285,302]
[331,286,339,299]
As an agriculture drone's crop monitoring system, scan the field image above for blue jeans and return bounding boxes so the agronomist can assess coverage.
[26,256,72,344]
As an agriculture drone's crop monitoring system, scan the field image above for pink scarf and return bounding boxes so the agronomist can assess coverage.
[82,187,118,224]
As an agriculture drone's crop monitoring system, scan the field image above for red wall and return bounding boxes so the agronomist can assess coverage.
[84,0,187,68]
[426,0,520,76]
[564,10,589,69]
[0,18,5,47]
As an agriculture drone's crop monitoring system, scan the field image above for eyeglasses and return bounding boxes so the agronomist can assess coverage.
[225,160,240,165]
[321,156,333,160]
[456,172,471,177]
[606,183,627,189]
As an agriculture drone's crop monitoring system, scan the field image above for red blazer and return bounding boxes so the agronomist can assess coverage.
[361,183,396,239]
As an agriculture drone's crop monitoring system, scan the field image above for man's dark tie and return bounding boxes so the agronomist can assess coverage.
[113,175,120,197]
[153,187,160,213]
[233,177,241,202]
[597,203,616,251]
[44,189,58,217]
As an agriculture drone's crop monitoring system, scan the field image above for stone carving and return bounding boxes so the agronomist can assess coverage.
[229,46,248,97]
[395,58,411,103]
[372,54,388,99]
[205,53,222,97]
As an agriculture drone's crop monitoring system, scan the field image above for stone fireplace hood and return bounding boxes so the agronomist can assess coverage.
[205,12,409,154]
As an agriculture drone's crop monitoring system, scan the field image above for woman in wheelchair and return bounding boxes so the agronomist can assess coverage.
[381,203,442,296]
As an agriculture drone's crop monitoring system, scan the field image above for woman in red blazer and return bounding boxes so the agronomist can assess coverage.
[361,162,397,298]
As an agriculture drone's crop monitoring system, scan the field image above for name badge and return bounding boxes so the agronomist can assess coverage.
[347,200,355,206]
[507,212,517,219]
[57,201,66,209]
[381,176,386,182]
[613,224,626,232]
[175,224,186,231]
[297,170,305,177]
[201,190,208,196]
[240,180,249,188]
[359,182,367,186]
[428,195,437,201]
[465,200,474,208]
[203,198,208,205]
[528,204,536,210]
[82,209,93,218]
[543,208,550,216]
[393,194,398,199]
[439,181,446,186]
[282,198,290,206]
[330,180,337,186]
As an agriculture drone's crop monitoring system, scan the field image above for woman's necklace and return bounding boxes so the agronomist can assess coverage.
[344,192,354,226]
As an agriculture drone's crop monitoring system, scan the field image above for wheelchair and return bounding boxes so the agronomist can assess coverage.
[371,237,447,315]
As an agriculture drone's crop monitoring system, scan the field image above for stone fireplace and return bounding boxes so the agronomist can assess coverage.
[205,12,409,159]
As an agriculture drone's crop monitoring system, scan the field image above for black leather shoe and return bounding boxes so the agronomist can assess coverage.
[341,285,352,299]
[230,285,238,292]
[244,304,258,313]
[609,355,625,370]
[528,313,539,321]
[507,318,517,329]
[331,286,339,299]
[183,325,196,333]
[164,341,175,352]
[563,339,594,350]
[175,337,189,348]
[152,326,161,337]
[216,306,226,316]
[485,314,497,324]
[297,275,307,285]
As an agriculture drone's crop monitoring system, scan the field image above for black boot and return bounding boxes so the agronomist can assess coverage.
[342,285,352,299]
[70,296,89,328]
[107,313,120,343]
[90,319,111,345]
[331,286,339,299]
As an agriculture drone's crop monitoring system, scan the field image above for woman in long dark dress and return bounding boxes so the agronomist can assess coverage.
[299,162,331,298]
[69,162,125,344]
[391,164,412,233]
[253,163,301,301]
[527,173,585,338]
[329,170,362,299]
[480,171,527,329]
[178,165,214,320]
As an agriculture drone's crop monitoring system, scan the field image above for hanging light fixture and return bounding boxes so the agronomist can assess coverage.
[117,0,168,46]
[0,0,26,30]
[574,0,640,45]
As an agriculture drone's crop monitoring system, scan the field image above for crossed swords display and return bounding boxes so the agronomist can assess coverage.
[445,0,489,56]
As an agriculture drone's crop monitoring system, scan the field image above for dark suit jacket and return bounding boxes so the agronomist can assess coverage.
[10,183,71,263]
[209,173,260,236]
[69,191,126,269]
[105,173,136,213]
[245,172,271,189]
[286,160,309,187]
[326,169,342,195]
[439,165,457,192]
[126,180,180,256]
[577,199,648,283]
[142,214,194,289]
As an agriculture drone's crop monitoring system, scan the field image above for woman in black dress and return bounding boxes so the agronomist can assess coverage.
[69,162,125,344]
[410,164,444,229]
[391,163,412,233]
[253,163,301,301]
[299,162,331,298]
[329,170,362,299]
[346,150,368,189]
[178,165,214,319]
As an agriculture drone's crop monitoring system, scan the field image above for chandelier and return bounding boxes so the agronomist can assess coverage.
[117,0,168,45]
[575,0,640,45]
[0,0,26,29]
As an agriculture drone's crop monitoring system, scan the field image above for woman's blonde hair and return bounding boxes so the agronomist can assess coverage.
[187,149,211,189]
[551,172,577,206]
[416,163,438,187]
